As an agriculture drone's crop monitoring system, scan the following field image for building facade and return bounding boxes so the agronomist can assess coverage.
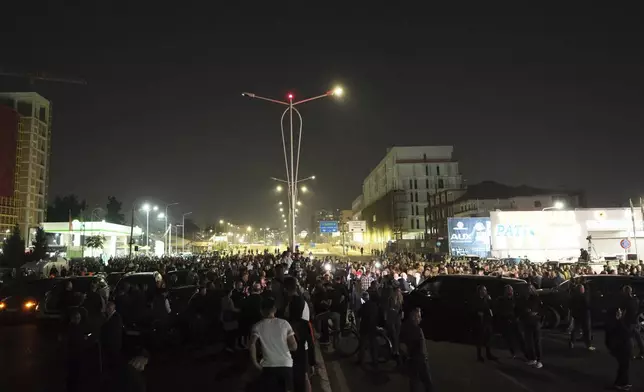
[429,181,585,251]
[361,146,463,245]
[0,104,22,236]
[0,93,52,244]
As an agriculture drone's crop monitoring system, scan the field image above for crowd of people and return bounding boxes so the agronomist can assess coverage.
[45,249,644,392]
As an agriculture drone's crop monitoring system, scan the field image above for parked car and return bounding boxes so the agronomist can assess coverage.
[404,275,529,341]
[538,274,644,329]
[0,278,62,323]
[36,276,109,323]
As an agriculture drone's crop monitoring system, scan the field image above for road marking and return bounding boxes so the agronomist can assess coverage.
[494,368,535,392]
[315,341,334,392]
[328,359,350,392]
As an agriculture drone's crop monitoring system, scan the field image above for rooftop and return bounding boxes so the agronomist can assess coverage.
[455,181,576,202]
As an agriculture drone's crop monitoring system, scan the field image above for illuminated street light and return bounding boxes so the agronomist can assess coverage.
[279,201,283,205]
[282,214,285,218]
[296,201,302,206]
[157,213,165,219]
[279,208,284,212]
[543,201,565,211]
[142,204,150,212]
[247,226,252,232]
[219,219,224,224]
[301,186,308,193]
[243,87,342,250]
[276,185,283,192]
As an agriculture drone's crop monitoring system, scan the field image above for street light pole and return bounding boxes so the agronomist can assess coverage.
[164,202,179,255]
[182,212,193,253]
[242,87,343,251]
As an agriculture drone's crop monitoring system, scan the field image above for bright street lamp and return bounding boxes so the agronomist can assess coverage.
[543,201,565,211]
[247,226,252,232]
[276,185,283,192]
[301,186,308,193]
[219,219,224,224]
[140,203,158,253]
[243,86,342,251]
[279,208,284,212]
[296,201,302,206]
[278,201,283,205]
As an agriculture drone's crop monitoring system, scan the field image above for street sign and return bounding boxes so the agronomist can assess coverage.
[620,239,631,250]
[347,220,367,233]
[319,221,339,233]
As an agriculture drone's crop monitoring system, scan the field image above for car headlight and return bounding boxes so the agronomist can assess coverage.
[23,301,36,310]
[0,302,5,310]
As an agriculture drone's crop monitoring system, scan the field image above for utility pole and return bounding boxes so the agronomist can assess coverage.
[128,206,134,258]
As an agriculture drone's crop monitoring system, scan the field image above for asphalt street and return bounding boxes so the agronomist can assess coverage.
[321,329,644,392]
[0,323,326,392]
[0,323,250,392]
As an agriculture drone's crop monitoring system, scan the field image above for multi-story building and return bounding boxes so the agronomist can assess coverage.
[351,195,363,220]
[360,146,463,248]
[0,104,22,237]
[0,93,52,245]
[427,180,586,247]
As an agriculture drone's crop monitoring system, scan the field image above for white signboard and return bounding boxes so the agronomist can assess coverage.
[347,220,367,233]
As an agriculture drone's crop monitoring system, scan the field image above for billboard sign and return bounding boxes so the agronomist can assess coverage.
[447,217,492,257]
[319,221,339,233]
[347,220,367,233]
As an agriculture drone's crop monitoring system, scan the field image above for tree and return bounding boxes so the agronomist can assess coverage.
[85,235,106,251]
[0,225,25,268]
[31,227,48,261]
[105,196,125,224]
[46,194,87,222]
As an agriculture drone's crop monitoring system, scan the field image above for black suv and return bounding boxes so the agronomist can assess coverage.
[37,275,109,323]
[538,274,644,329]
[404,275,529,340]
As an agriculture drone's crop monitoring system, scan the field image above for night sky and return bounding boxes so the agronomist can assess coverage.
[2,4,643,229]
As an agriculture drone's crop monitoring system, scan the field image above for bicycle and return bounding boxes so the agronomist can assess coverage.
[329,309,393,363]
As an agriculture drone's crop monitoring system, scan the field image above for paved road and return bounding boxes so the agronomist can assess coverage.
[0,323,326,392]
[0,323,252,392]
[321,329,644,392]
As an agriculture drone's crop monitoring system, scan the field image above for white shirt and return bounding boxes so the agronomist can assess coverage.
[301,302,310,351]
[252,318,294,367]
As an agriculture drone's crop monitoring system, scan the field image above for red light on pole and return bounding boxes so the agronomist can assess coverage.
[287,93,294,100]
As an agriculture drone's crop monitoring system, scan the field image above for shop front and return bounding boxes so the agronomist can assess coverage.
[490,208,643,262]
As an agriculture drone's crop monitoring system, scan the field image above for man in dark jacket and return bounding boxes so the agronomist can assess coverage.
[496,284,524,358]
[522,285,543,368]
[357,291,380,369]
[622,285,644,359]
[569,283,595,350]
[473,285,496,362]
[605,308,632,390]
[101,301,124,378]
[401,307,433,392]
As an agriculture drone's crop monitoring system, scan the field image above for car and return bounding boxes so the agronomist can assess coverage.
[36,275,109,323]
[538,274,644,329]
[404,275,529,341]
[0,278,62,323]
[114,271,197,316]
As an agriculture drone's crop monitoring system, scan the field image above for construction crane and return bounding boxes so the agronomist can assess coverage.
[0,69,86,85]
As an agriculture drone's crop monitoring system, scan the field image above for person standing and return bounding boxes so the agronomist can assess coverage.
[401,307,433,392]
[357,291,380,369]
[472,285,496,362]
[569,283,595,350]
[284,277,313,392]
[496,285,524,358]
[522,285,543,368]
[621,285,644,359]
[605,308,632,390]
[384,283,403,362]
[250,297,298,392]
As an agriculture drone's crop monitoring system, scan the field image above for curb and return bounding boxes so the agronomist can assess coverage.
[313,340,333,392]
